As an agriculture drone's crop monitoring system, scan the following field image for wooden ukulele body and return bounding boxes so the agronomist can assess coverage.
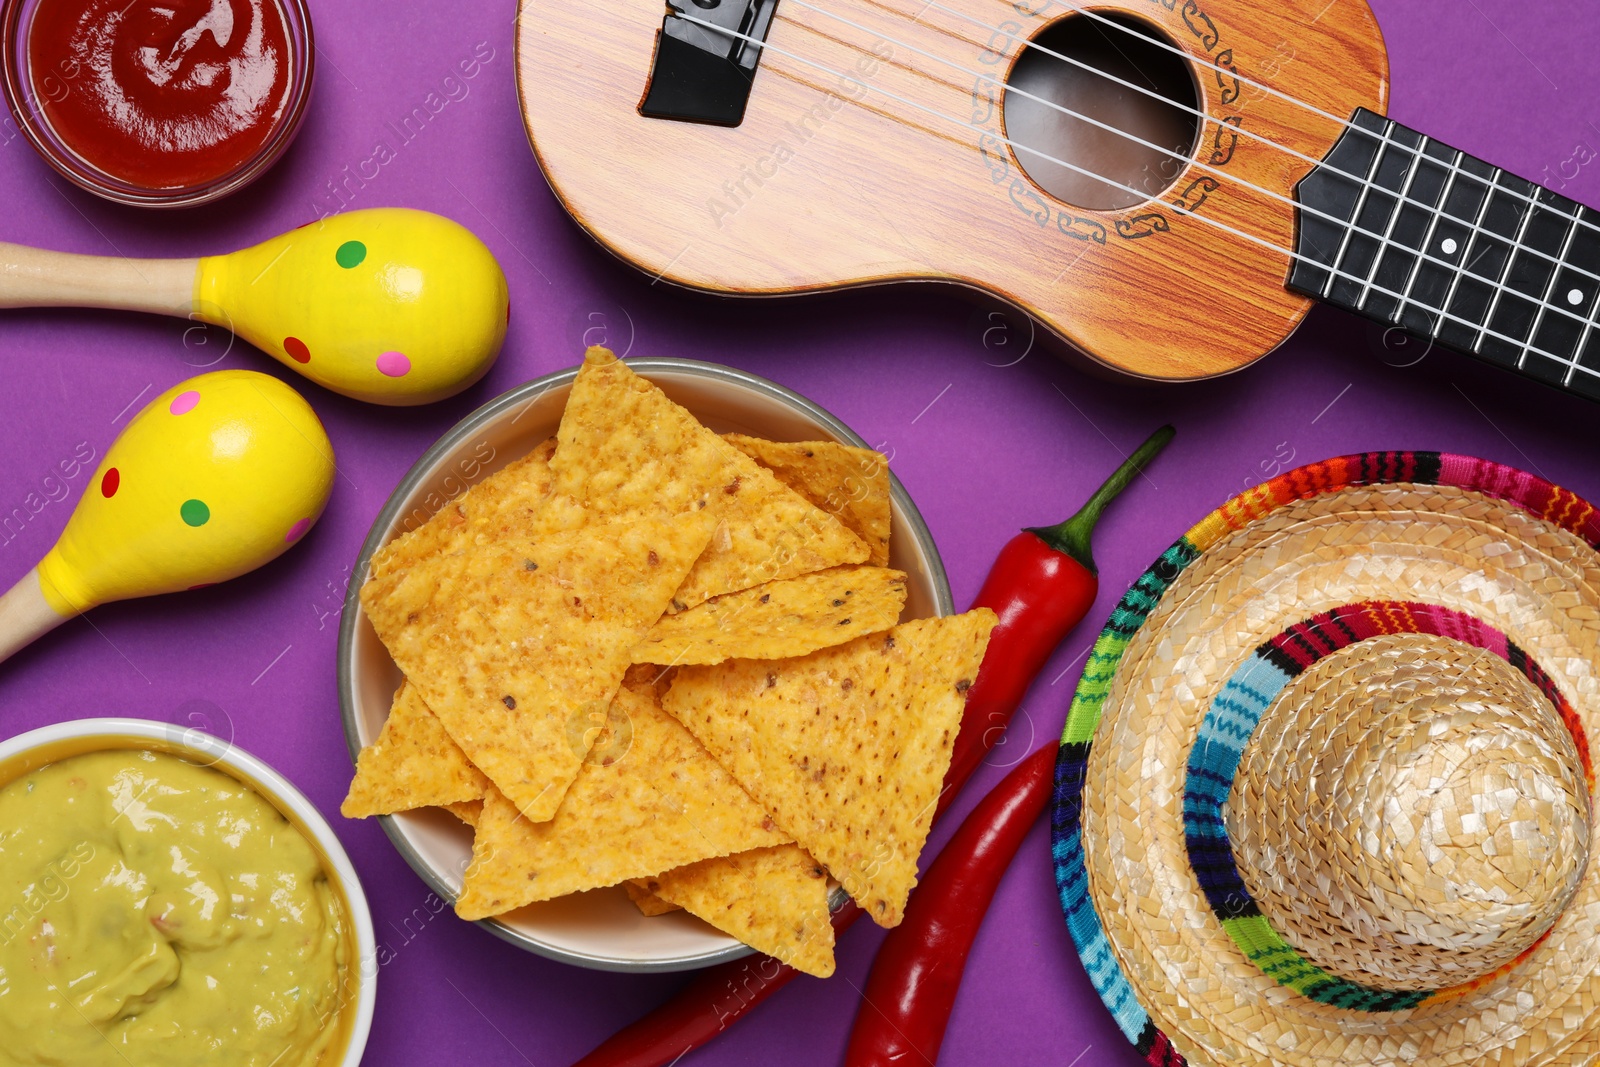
[517,0,1388,380]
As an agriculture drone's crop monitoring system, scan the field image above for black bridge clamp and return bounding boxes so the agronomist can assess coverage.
[639,0,778,126]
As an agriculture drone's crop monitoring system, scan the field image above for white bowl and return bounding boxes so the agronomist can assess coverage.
[337,357,953,972]
[0,717,376,1064]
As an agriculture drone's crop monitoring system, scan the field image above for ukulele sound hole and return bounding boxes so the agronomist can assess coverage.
[1003,14,1199,211]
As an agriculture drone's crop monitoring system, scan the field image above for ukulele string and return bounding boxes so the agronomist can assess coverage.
[917,0,1600,247]
[675,10,1600,384]
[892,0,1600,272]
[774,0,1600,317]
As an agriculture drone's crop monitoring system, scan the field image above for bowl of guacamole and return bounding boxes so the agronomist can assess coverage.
[0,718,375,1066]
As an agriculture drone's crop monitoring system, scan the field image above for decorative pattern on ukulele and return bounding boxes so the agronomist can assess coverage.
[965,0,1247,241]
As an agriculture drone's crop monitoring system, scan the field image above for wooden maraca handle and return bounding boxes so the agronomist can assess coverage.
[0,569,68,664]
[0,241,197,315]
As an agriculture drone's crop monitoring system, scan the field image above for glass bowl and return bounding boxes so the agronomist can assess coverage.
[0,0,315,208]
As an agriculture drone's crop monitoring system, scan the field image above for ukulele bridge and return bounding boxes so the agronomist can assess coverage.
[639,0,777,126]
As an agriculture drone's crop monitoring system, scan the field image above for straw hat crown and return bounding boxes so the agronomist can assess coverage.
[1226,632,1591,992]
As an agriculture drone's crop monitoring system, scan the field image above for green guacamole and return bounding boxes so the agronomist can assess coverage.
[0,749,350,1066]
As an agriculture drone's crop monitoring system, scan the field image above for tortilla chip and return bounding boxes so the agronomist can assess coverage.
[455,683,790,919]
[623,881,682,916]
[341,681,488,818]
[360,513,713,822]
[724,435,892,567]
[444,801,484,829]
[369,438,585,579]
[636,844,836,977]
[662,610,997,927]
[550,347,869,609]
[631,566,907,666]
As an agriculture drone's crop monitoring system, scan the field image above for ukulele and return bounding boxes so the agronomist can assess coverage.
[515,0,1600,402]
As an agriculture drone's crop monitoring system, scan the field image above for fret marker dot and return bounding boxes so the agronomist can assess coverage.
[1441,238,1459,255]
[1568,288,1585,306]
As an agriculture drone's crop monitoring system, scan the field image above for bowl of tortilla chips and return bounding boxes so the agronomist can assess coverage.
[337,348,996,975]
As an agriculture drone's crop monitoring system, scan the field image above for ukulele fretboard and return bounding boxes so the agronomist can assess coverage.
[1288,108,1600,403]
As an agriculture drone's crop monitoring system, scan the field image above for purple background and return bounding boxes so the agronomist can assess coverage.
[2,1,1599,1064]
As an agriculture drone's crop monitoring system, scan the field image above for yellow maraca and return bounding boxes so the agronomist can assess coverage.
[0,370,335,663]
[0,208,508,405]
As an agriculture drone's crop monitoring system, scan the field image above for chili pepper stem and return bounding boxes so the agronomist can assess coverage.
[1025,425,1175,574]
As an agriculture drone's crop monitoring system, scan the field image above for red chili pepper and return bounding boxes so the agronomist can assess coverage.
[570,427,1174,1067]
[846,739,1060,1066]
[943,424,1174,798]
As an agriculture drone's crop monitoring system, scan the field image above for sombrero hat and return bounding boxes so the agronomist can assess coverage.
[1052,451,1600,1067]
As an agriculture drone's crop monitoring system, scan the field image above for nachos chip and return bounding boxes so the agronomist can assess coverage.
[630,565,908,666]
[662,611,997,927]
[634,844,836,977]
[724,435,892,567]
[342,680,488,818]
[623,881,682,916]
[369,438,585,579]
[360,514,713,822]
[454,683,790,920]
[444,800,484,829]
[550,348,870,609]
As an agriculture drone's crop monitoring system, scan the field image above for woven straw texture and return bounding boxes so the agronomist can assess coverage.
[1053,452,1600,1067]
[1229,632,1589,992]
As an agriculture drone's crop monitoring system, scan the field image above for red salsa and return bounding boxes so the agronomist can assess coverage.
[28,0,295,190]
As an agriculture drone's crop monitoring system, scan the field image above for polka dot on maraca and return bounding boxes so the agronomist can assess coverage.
[169,390,200,416]
[376,351,411,378]
[285,518,311,543]
[180,499,210,527]
[336,241,367,269]
[284,337,311,364]
[100,468,119,498]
